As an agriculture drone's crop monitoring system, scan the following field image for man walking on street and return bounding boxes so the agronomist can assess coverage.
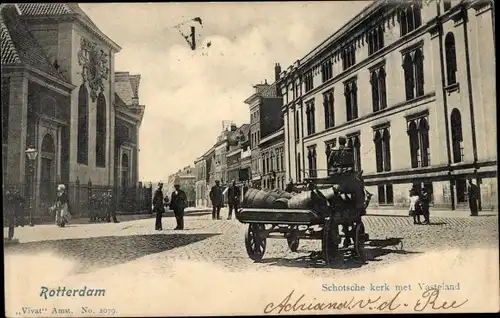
[420,187,430,224]
[170,181,187,230]
[210,180,223,220]
[153,182,165,230]
[468,179,480,216]
[227,180,241,220]
[106,190,119,223]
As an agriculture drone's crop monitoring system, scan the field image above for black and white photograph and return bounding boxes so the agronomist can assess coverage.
[2,1,498,316]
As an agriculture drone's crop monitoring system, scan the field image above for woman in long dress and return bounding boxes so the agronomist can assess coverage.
[55,184,71,227]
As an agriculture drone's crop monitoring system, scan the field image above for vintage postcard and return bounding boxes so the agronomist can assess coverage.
[2,1,498,316]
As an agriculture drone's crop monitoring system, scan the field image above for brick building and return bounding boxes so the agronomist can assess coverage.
[279,0,496,210]
[244,63,284,188]
[259,128,286,190]
[1,4,145,217]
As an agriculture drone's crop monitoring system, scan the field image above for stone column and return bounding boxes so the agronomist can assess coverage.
[6,73,29,185]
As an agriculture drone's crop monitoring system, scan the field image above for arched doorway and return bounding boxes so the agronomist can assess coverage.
[121,153,129,188]
[40,133,56,212]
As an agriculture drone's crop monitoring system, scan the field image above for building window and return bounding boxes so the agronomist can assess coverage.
[96,93,107,167]
[374,128,391,172]
[368,26,385,56]
[321,59,333,82]
[344,79,358,121]
[402,48,425,101]
[77,85,89,165]
[347,135,361,172]
[294,83,300,99]
[304,71,314,92]
[307,146,317,178]
[378,184,394,204]
[295,110,300,140]
[400,2,422,37]
[443,0,452,11]
[342,44,356,70]
[306,101,316,135]
[371,67,387,112]
[325,139,336,169]
[445,32,457,85]
[450,109,463,163]
[407,117,430,168]
[323,90,335,129]
[297,153,301,182]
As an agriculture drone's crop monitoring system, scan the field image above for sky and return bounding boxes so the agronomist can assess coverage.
[80,1,372,182]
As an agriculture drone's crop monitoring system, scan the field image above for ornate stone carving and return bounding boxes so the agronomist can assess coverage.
[77,37,109,102]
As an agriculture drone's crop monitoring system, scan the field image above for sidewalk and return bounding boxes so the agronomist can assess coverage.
[366,208,497,218]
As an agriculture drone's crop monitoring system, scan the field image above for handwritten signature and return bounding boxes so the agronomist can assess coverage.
[263,288,468,314]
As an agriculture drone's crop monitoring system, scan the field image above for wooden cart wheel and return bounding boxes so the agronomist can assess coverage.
[322,217,341,265]
[354,222,366,262]
[245,223,267,261]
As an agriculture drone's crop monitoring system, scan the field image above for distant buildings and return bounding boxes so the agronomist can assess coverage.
[167,166,196,207]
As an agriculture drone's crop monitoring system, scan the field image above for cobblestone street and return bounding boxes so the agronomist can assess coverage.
[4,209,498,277]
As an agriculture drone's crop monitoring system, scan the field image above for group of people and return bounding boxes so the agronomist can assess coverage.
[209,180,241,220]
[152,181,187,230]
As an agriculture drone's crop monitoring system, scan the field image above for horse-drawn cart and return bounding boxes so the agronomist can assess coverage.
[237,177,371,265]
[237,137,372,265]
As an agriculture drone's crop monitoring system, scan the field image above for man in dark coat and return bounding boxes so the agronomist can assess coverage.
[227,180,241,220]
[420,187,430,224]
[106,189,119,223]
[467,180,480,216]
[153,182,165,230]
[170,182,187,230]
[285,179,295,193]
[210,180,223,220]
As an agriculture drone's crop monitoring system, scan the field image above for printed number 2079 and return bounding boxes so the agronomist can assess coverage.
[100,309,117,315]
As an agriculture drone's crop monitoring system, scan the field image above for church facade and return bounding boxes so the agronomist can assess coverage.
[1,4,145,217]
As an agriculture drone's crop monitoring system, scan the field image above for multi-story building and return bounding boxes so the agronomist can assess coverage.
[1,4,145,216]
[226,124,250,182]
[244,63,284,188]
[279,0,496,210]
[259,128,286,190]
[194,146,214,207]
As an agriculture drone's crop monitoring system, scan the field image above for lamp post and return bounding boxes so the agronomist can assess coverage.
[25,147,38,227]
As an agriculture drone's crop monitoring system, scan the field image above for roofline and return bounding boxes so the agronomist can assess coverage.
[259,128,284,146]
[1,64,75,90]
[20,14,122,52]
[281,0,385,77]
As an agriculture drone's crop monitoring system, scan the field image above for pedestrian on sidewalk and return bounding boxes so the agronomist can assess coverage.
[227,180,241,220]
[285,179,296,193]
[420,188,430,224]
[4,189,24,240]
[106,190,119,223]
[467,180,480,216]
[54,184,71,227]
[210,180,223,220]
[170,181,187,230]
[153,182,165,230]
[408,188,422,225]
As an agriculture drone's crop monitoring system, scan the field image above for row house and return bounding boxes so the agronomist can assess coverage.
[1,4,145,217]
[259,128,286,190]
[225,124,251,202]
[244,63,284,188]
[194,146,213,207]
[279,0,496,210]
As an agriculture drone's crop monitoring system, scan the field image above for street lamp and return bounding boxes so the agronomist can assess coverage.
[25,147,38,227]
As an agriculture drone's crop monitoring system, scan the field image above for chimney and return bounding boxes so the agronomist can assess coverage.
[274,63,281,81]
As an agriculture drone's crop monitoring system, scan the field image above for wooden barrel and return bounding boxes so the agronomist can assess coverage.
[242,188,259,207]
[287,191,314,209]
[273,198,289,209]
[288,189,330,211]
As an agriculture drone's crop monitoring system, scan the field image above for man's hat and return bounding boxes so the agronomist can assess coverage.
[174,176,181,186]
